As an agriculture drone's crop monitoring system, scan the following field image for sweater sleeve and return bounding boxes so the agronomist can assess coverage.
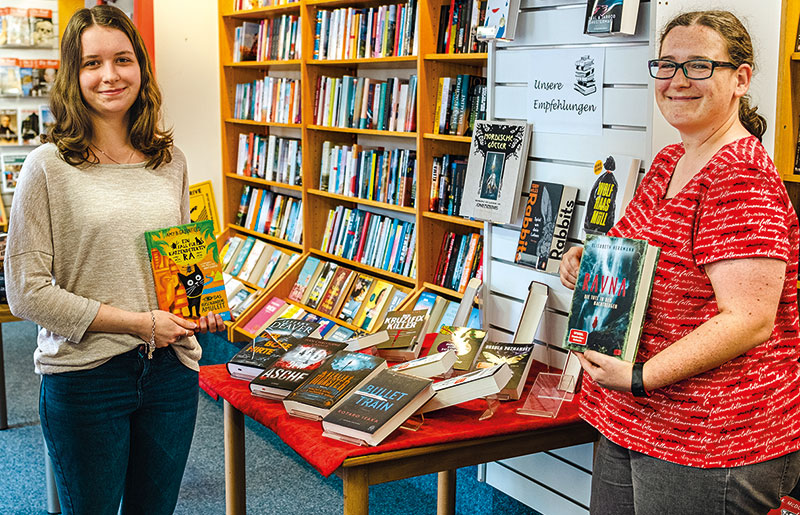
[4,153,100,342]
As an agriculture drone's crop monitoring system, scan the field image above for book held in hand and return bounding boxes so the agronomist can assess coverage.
[321,369,434,446]
[283,350,387,420]
[563,234,660,361]
[416,363,513,413]
[515,181,578,274]
[144,220,231,322]
[459,120,531,225]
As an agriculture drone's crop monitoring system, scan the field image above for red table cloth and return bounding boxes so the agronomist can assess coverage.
[199,361,584,477]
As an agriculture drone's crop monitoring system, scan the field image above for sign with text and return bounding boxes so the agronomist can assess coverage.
[526,48,605,135]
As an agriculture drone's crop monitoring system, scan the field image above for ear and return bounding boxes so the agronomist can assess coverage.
[733,63,752,99]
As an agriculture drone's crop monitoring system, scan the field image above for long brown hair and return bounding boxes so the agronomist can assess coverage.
[659,10,766,141]
[45,5,173,168]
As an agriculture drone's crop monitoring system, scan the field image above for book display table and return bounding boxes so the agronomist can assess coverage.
[199,363,597,515]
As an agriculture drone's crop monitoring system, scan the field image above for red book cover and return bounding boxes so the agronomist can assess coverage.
[354,211,372,262]
[242,297,287,334]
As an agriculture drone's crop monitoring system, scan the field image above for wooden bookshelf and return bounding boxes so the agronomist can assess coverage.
[217,0,487,336]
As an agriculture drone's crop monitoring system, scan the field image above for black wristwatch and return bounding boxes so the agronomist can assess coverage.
[631,361,650,397]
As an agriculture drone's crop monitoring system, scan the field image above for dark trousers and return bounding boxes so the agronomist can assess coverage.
[40,346,199,515]
[591,435,800,515]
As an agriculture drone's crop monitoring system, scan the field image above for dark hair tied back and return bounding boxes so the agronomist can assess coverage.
[659,10,766,141]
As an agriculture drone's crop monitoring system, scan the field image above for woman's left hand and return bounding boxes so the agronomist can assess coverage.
[194,311,225,334]
[576,350,634,392]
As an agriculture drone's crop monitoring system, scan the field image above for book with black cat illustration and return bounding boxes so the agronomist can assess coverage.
[144,220,232,322]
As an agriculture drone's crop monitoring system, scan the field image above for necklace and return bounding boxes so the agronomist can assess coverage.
[91,142,136,165]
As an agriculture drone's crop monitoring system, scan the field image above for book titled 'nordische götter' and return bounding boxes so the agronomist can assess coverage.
[563,235,659,362]
[145,220,231,322]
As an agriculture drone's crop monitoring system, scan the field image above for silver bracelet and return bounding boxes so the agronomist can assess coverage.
[147,311,156,359]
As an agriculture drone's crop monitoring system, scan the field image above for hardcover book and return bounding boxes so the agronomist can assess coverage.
[249,338,347,400]
[427,326,487,372]
[321,369,434,446]
[283,350,388,420]
[459,120,531,225]
[515,181,578,274]
[226,331,299,381]
[583,0,640,36]
[416,363,513,413]
[582,155,641,235]
[144,220,231,322]
[473,342,535,400]
[563,234,660,361]
[262,317,321,340]
[375,309,428,361]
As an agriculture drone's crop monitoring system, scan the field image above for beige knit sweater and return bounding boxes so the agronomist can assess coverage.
[4,143,201,374]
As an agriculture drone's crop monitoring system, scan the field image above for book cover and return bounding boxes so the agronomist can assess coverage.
[515,180,578,274]
[241,296,287,335]
[0,153,25,194]
[144,220,231,322]
[250,338,347,399]
[28,9,56,48]
[377,309,428,350]
[226,331,299,381]
[317,266,356,315]
[473,342,535,400]
[338,274,375,323]
[327,325,356,342]
[582,155,641,235]
[584,0,640,36]
[479,0,522,40]
[354,280,394,331]
[283,350,387,419]
[459,120,531,225]
[263,317,321,339]
[321,369,434,446]
[0,108,18,144]
[306,262,338,310]
[563,234,660,361]
[427,326,486,371]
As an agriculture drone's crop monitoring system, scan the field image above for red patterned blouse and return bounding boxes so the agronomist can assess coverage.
[580,136,800,468]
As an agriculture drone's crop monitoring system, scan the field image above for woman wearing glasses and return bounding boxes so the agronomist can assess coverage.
[560,10,800,514]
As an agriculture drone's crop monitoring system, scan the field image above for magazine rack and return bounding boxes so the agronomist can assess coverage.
[511,282,579,418]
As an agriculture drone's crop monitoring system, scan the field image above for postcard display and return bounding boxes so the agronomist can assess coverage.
[476,2,653,513]
[0,1,59,215]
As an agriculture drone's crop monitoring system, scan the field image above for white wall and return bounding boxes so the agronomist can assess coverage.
[153,0,223,217]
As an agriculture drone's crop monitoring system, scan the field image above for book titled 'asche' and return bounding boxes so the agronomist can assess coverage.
[563,234,659,361]
[145,220,231,322]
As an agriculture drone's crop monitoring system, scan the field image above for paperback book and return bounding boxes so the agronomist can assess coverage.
[459,120,531,225]
[389,349,457,378]
[473,342,535,400]
[375,309,428,361]
[515,181,578,274]
[416,363,513,413]
[226,332,299,381]
[427,326,487,372]
[584,0,640,36]
[563,234,660,361]
[582,155,641,235]
[144,220,231,322]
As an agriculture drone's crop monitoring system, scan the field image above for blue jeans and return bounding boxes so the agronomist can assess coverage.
[40,345,199,515]
[591,435,800,515]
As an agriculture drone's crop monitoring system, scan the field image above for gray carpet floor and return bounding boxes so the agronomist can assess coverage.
[0,320,540,514]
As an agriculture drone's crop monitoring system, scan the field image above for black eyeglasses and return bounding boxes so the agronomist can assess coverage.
[648,59,738,80]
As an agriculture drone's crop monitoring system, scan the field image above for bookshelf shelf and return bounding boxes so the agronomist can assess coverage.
[223,3,301,18]
[783,174,800,183]
[229,223,304,251]
[225,173,304,191]
[423,53,488,65]
[313,249,417,287]
[224,118,302,129]
[307,125,418,138]
[423,133,472,144]
[308,56,418,68]
[423,211,483,229]
[224,60,302,69]
[422,281,464,300]
[308,189,416,215]
[792,52,800,61]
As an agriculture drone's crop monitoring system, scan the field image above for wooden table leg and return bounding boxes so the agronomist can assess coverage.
[224,400,246,515]
[437,469,456,515]
[341,467,369,515]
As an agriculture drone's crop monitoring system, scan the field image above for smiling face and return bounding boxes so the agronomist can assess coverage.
[79,25,141,123]
[655,24,750,136]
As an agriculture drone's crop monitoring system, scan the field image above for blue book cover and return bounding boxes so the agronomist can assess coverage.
[413,291,438,313]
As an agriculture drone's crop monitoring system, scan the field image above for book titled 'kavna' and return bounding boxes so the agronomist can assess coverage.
[459,120,531,225]
[145,220,231,322]
[515,180,578,274]
[563,234,659,361]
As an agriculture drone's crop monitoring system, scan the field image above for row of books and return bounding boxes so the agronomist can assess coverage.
[321,206,417,277]
[313,1,418,60]
[434,232,483,294]
[235,185,304,245]
[222,234,299,290]
[236,132,302,186]
[433,74,486,137]
[224,275,257,320]
[0,152,23,194]
[233,76,301,124]
[312,74,417,132]
[429,153,467,216]
[0,106,52,147]
[435,0,488,54]
[319,142,416,209]
[233,0,298,10]
[0,58,57,97]
[233,16,301,63]
[0,8,56,48]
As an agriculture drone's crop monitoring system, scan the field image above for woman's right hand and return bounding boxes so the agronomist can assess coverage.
[559,246,583,290]
[143,310,198,347]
